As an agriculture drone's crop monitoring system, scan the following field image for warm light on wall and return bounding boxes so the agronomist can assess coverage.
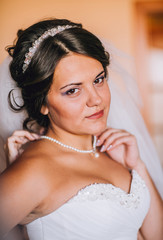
[0,0,135,63]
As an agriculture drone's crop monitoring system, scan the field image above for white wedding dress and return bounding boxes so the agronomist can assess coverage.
[0,40,161,240]
[26,171,150,240]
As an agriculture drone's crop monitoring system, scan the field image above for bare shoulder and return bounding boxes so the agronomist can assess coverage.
[0,138,73,196]
[0,139,61,234]
[0,140,53,205]
[1,139,60,187]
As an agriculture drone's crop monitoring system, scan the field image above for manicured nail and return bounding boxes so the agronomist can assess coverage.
[107,144,112,151]
[96,139,101,146]
[100,145,105,152]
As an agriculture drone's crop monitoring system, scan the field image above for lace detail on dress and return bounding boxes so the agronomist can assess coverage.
[68,170,147,209]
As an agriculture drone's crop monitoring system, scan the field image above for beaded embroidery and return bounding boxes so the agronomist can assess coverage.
[68,170,147,209]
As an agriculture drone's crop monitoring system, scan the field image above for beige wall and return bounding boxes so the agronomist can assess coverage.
[0,0,138,63]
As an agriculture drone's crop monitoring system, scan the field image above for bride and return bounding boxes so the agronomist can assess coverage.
[0,18,162,240]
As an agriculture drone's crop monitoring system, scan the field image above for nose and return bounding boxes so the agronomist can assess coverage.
[86,87,102,107]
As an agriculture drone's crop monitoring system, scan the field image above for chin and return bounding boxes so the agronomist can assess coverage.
[87,122,107,136]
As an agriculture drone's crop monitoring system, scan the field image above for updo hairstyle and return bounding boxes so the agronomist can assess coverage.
[7,18,110,132]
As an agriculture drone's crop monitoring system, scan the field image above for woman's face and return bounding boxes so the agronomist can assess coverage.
[42,53,111,136]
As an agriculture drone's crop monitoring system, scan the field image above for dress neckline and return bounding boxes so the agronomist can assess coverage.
[27,170,147,225]
[66,169,136,203]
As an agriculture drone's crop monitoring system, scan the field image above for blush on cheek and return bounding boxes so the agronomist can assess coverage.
[49,103,79,125]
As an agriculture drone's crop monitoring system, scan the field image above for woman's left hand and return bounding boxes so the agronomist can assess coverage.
[96,128,142,169]
[97,128,163,240]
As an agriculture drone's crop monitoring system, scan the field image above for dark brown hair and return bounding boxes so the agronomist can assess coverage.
[7,18,110,132]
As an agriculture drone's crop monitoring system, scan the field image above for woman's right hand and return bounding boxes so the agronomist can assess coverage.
[4,130,40,165]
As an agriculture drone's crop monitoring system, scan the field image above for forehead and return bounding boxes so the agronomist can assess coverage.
[53,53,103,86]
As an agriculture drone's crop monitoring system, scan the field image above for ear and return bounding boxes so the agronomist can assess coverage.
[41,105,49,115]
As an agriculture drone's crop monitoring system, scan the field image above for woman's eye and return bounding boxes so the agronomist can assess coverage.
[93,76,105,85]
[65,88,79,95]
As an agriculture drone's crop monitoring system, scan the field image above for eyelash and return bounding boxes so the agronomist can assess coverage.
[93,76,105,85]
[65,75,105,96]
[65,88,80,95]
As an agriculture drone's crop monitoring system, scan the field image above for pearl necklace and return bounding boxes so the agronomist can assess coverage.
[40,135,99,158]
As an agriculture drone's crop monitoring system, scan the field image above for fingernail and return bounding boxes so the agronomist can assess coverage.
[96,139,101,146]
[100,145,105,152]
[107,144,112,151]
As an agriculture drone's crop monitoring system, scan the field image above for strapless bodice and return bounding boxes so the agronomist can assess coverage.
[26,170,150,240]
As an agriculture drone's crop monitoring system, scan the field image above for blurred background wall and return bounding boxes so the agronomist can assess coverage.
[0,0,163,165]
[0,0,139,61]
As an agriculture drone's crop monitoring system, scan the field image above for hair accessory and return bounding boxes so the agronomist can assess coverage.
[40,135,100,158]
[22,25,77,73]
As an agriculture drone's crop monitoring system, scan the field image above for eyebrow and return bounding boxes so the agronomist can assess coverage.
[60,70,105,90]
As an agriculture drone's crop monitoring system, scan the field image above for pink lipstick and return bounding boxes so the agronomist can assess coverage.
[86,110,104,119]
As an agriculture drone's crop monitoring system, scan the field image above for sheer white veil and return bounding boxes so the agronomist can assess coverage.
[103,39,163,197]
[0,39,162,197]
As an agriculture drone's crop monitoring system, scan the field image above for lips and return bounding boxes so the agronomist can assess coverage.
[86,110,104,119]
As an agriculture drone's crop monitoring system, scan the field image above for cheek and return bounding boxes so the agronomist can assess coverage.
[48,99,84,122]
[101,84,111,107]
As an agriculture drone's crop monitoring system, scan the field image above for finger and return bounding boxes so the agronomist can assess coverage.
[106,135,137,151]
[96,128,120,146]
[12,130,30,136]
[7,135,29,145]
[96,128,127,147]
[7,136,28,160]
[7,137,28,155]
[100,132,131,152]
[12,130,39,141]
[13,130,36,140]
[31,133,40,139]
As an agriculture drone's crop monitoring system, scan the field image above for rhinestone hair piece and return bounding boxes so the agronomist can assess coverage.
[22,25,77,73]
